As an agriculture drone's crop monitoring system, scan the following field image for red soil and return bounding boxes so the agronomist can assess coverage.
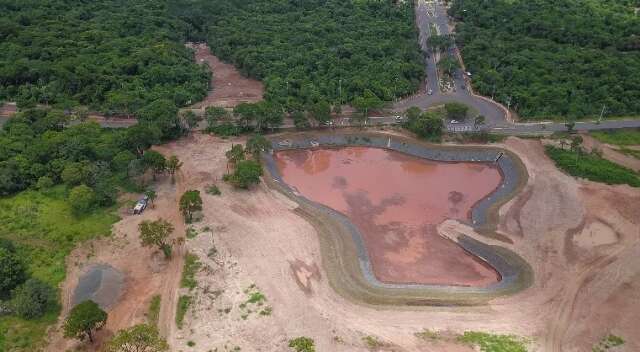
[187,43,264,109]
[274,147,502,286]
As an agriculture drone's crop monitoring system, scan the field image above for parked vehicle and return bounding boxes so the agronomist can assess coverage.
[428,89,433,95]
[133,195,149,215]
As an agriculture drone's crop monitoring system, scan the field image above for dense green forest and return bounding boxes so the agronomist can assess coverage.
[179,0,425,108]
[0,0,210,113]
[450,0,640,119]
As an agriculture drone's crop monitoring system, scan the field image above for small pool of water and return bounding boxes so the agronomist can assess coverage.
[72,264,124,309]
[274,147,503,286]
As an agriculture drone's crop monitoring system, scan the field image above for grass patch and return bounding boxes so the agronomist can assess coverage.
[186,226,198,239]
[618,147,640,160]
[205,184,221,196]
[457,331,527,352]
[362,335,384,350]
[591,129,640,146]
[545,146,640,187]
[0,186,119,351]
[238,284,271,319]
[288,337,315,352]
[181,253,202,290]
[447,132,507,144]
[147,295,161,326]
[415,329,440,341]
[175,295,192,329]
[593,334,625,352]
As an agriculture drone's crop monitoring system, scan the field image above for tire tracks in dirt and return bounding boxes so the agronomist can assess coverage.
[156,169,188,340]
[545,245,627,351]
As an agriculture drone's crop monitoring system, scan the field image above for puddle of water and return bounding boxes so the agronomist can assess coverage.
[72,264,124,309]
[275,147,502,286]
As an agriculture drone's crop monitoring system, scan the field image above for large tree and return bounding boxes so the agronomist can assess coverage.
[228,160,263,189]
[139,219,174,258]
[245,134,271,158]
[63,300,107,343]
[166,156,183,183]
[179,190,203,223]
[142,151,166,181]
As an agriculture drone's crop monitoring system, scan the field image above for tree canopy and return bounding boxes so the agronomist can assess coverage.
[0,0,209,115]
[450,0,640,119]
[63,300,107,343]
[182,0,424,108]
[139,219,174,258]
[179,190,203,223]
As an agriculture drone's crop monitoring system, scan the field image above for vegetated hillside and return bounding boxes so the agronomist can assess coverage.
[177,0,425,108]
[450,0,640,120]
[0,0,209,114]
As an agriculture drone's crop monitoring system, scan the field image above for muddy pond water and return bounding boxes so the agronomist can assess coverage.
[274,147,503,286]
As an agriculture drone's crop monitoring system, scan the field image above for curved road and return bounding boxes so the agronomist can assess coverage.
[392,0,640,134]
[393,0,510,129]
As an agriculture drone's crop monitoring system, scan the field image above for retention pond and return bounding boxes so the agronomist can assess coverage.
[274,146,503,287]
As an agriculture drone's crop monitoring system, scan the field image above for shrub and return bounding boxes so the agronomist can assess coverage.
[10,278,57,319]
[0,247,26,299]
[68,185,97,216]
[205,184,221,195]
[227,160,263,189]
[35,176,54,190]
[457,331,527,352]
[288,337,315,352]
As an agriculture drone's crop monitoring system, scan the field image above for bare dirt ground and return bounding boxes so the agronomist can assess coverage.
[50,132,640,352]
[46,153,190,351]
[0,102,16,117]
[187,43,264,109]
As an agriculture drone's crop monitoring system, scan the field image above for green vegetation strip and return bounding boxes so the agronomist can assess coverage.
[147,295,161,327]
[175,295,192,329]
[181,253,201,290]
[457,331,528,352]
[545,146,640,187]
[591,129,640,146]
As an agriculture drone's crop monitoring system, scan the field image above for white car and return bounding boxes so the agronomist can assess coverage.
[450,120,460,124]
[394,115,403,121]
[427,89,433,95]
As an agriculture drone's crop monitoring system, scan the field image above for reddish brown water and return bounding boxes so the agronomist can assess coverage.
[274,147,503,286]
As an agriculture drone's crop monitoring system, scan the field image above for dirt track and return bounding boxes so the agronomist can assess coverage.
[187,43,264,109]
[51,131,640,352]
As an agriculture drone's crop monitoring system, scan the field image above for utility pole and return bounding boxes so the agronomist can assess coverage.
[506,95,512,110]
[598,104,606,124]
[338,79,342,104]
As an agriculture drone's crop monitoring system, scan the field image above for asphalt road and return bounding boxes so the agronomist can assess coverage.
[393,0,509,129]
[2,0,639,134]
